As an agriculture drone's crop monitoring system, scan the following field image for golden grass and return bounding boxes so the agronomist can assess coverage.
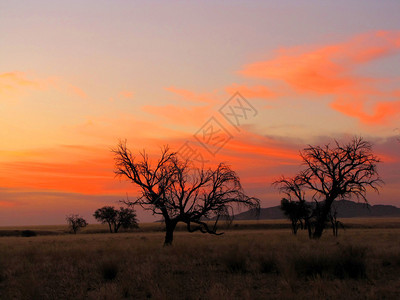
[0,220,400,299]
[2,217,400,237]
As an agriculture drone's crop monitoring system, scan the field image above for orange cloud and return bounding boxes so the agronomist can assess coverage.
[225,84,276,99]
[0,71,52,100]
[239,31,400,125]
[142,104,213,128]
[0,144,137,195]
[0,122,303,196]
[331,95,400,125]
[73,114,184,144]
[68,85,88,99]
[141,87,226,130]
[165,86,220,105]
[0,72,42,88]
[119,90,134,99]
[0,71,92,103]
[0,200,16,208]
[222,135,300,163]
[240,44,354,94]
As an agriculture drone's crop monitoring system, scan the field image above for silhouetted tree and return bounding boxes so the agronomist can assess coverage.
[66,214,88,234]
[117,206,139,230]
[280,199,300,234]
[93,206,138,233]
[94,206,116,232]
[113,141,260,245]
[298,137,382,238]
[274,176,313,237]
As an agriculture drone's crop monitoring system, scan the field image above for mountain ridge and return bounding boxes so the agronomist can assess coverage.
[232,200,400,220]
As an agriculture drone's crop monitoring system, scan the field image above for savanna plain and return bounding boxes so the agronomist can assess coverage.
[1,219,400,300]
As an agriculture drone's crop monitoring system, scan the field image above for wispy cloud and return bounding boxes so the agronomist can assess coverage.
[164,86,220,105]
[68,84,88,99]
[0,71,91,102]
[142,104,212,128]
[225,84,276,99]
[0,71,54,100]
[119,90,134,99]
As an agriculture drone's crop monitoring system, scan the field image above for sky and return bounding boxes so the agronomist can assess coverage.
[1,0,400,225]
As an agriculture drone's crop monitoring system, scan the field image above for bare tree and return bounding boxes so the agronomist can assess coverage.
[66,214,88,234]
[113,141,260,245]
[298,137,382,238]
[93,206,138,233]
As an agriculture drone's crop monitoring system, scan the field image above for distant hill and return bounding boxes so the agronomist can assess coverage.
[232,200,400,220]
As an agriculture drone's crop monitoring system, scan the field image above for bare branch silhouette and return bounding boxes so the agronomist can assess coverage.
[66,214,88,234]
[113,140,260,245]
[298,137,382,238]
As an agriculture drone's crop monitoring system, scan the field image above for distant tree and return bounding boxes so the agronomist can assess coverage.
[93,206,117,233]
[274,176,313,237]
[117,206,139,230]
[93,206,138,233]
[113,141,260,246]
[293,137,381,239]
[66,214,88,234]
[280,198,300,235]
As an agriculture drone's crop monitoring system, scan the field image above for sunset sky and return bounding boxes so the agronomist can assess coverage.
[1,1,400,225]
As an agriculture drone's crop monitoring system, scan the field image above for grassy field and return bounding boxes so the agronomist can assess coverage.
[3,217,400,237]
[1,220,400,299]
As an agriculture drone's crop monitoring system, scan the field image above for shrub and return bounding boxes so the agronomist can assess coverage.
[223,247,248,273]
[334,245,367,279]
[259,256,277,274]
[293,245,367,280]
[21,230,37,237]
[101,260,118,281]
[294,253,331,278]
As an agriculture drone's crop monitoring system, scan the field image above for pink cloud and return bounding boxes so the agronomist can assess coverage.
[239,31,400,125]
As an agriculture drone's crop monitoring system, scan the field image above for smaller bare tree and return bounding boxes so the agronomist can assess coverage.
[66,214,88,234]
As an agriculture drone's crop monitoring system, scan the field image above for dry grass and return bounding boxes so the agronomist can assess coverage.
[3,217,400,237]
[0,221,400,299]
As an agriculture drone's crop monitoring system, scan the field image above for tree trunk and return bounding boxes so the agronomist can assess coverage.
[164,219,178,246]
[107,222,113,233]
[114,222,119,233]
[333,222,338,237]
[312,198,334,239]
[291,221,297,235]
[307,223,312,239]
[313,222,324,239]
